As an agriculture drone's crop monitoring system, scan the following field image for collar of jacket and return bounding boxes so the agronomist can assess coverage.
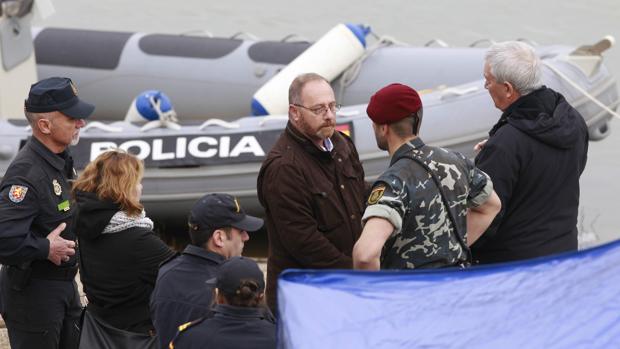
[285,121,338,161]
[29,136,70,172]
[488,85,548,137]
[213,304,269,320]
[390,137,425,166]
[182,244,226,264]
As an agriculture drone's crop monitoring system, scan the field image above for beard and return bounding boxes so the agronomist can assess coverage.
[298,116,335,142]
[374,130,388,151]
[71,132,80,146]
[315,124,335,139]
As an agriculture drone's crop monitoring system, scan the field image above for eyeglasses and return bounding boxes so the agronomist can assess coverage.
[292,102,341,116]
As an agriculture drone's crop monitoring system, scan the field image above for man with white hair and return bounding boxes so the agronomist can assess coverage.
[472,41,589,264]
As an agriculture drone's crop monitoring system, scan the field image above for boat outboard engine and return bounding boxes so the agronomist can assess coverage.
[125,90,180,131]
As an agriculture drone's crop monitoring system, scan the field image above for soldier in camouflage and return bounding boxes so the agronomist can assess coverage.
[353,83,502,270]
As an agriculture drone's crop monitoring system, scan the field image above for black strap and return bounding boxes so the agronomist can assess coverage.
[394,152,472,264]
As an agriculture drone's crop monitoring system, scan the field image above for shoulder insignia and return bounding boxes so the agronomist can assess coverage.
[70,81,78,96]
[8,185,28,203]
[169,318,206,348]
[52,179,62,196]
[178,321,193,332]
[367,185,385,205]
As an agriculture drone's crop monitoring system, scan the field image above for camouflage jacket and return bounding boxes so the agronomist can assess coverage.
[363,138,492,269]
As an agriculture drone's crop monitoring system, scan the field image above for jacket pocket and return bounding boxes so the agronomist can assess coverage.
[310,190,343,233]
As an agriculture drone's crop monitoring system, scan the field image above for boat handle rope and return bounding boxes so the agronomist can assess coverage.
[469,39,496,48]
[337,34,410,100]
[199,119,240,130]
[259,115,288,126]
[543,61,620,120]
[424,39,449,48]
[81,122,124,133]
[230,31,259,40]
[440,86,479,100]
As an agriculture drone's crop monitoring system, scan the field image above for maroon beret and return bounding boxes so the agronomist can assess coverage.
[366,83,422,124]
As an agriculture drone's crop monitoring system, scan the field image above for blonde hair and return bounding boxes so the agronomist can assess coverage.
[73,150,144,216]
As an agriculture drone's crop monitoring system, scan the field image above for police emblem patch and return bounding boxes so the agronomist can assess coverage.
[52,179,62,196]
[70,81,78,96]
[367,185,385,205]
[8,185,28,203]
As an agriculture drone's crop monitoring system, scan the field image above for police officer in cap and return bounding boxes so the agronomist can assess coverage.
[0,77,94,348]
[151,193,264,349]
[353,83,501,270]
[169,256,276,349]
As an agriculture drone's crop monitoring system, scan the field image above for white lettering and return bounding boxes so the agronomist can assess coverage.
[219,136,230,157]
[188,137,217,158]
[230,136,265,157]
[176,137,187,158]
[89,135,265,163]
[152,139,174,160]
[90,142,118,161]
[120,140,150,160]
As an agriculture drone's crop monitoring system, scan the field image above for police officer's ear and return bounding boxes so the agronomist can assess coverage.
[212,228,229,248]
[36,114,54,135]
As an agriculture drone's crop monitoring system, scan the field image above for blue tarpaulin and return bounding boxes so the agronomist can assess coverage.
[277,239,620,349]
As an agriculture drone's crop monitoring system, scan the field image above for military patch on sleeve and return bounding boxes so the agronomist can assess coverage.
[367,185,385,205]
[8,185,28,203]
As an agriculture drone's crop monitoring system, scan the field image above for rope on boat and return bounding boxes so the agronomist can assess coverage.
[543,61,620,120]
[259,115,288,127]
[199,119,240,130]
[337,35,410,101]
[82,121,123,133]
[424,39,449,47]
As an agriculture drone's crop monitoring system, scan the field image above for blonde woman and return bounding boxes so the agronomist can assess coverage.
[73,150,174,333]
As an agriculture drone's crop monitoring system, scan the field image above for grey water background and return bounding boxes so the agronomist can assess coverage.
[33,0,620,246]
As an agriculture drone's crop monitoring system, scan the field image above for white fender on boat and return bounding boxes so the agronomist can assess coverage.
[251,23,370,116]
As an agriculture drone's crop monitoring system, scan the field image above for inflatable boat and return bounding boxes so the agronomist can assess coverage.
[0,7,618,222]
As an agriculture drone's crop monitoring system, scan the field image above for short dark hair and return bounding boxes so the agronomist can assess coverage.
[389,107,424,137]
[188,226,232,247]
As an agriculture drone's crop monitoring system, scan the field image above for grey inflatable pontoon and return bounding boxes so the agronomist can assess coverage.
[1,11,618,222]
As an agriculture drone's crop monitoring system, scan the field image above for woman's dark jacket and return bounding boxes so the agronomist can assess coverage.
[74,190,175,333]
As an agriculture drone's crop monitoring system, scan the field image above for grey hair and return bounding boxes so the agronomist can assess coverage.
[485,41,543,95]
[24,111,52,125]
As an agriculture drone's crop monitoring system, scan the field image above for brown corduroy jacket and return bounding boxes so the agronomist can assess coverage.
[257,122,367,313]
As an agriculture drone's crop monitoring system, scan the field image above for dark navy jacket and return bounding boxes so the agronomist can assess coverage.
[150,245,225,349]
[0,137,77,269]
[472,86,588,263]
[169,304,276,349]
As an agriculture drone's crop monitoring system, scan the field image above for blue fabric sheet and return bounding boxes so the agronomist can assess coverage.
[277,239,620,349]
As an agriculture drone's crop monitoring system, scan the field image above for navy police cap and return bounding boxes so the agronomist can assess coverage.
[188,193,263,235]
[24,77,95,119]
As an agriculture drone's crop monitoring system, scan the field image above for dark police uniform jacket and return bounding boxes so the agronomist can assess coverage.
[150,245,225,349]
[0,137,78,277]
[363,138,492,269]
[169,304,276,349]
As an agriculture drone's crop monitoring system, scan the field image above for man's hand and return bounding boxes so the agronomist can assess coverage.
[474,139,488,153]
[46,223,75,265]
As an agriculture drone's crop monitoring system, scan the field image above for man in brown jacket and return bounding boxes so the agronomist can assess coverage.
[257,73,367,314]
